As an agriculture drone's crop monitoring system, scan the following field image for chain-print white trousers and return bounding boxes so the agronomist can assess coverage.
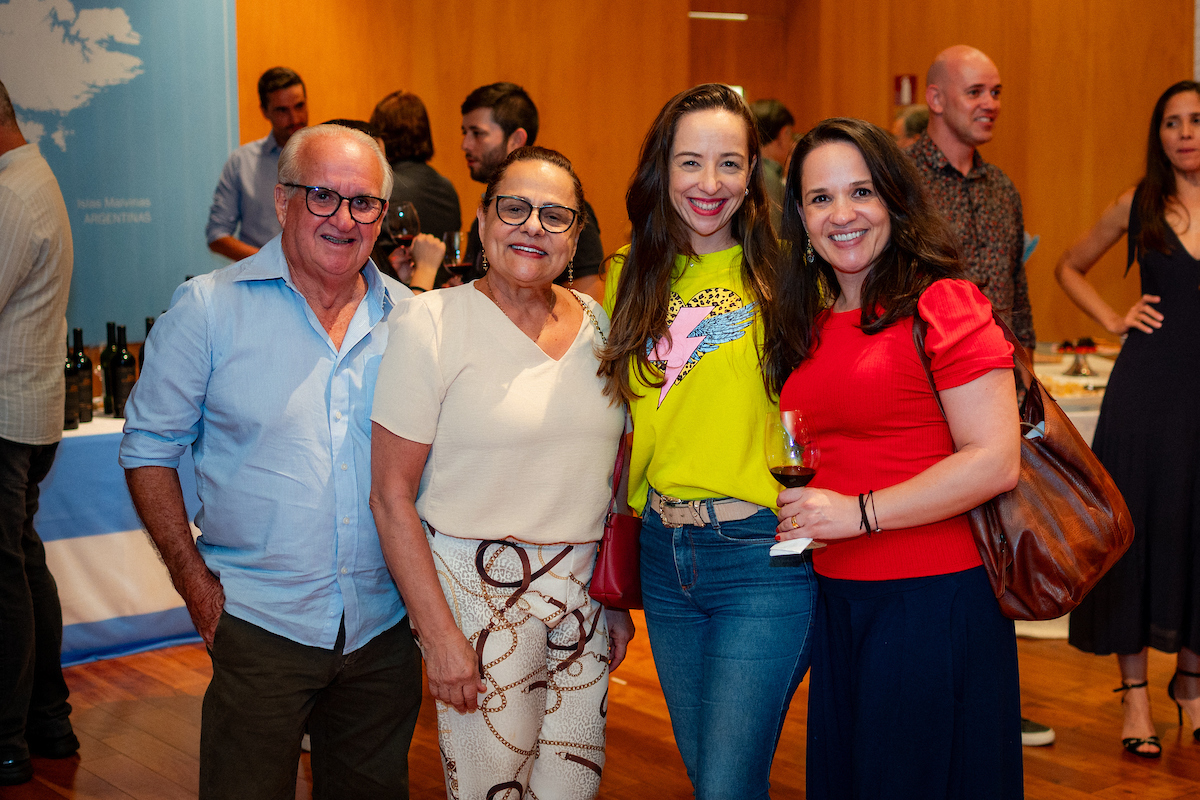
[424,528,611,800]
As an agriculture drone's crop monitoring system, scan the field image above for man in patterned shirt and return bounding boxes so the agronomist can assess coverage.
[908,45,1036,352]
[910,47,1051,749]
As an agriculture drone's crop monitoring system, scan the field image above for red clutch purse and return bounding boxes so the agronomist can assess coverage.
[589,425,643,610]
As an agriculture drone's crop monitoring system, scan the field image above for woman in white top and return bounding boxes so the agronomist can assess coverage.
[370,146,633,800]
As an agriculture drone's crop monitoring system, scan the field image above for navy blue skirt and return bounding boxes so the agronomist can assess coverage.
[806,566,1023,800]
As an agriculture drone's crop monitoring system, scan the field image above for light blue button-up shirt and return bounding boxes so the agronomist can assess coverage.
[205,133,284,248]
[120,236,413,652]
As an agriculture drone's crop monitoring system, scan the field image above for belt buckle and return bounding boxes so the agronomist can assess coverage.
[661,494,706,528]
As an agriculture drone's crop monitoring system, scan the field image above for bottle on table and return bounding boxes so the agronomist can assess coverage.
[111,325,137,418]
[100,321,118,414]
[63,336,79,430]
[138,316,155,373]
[73,327,93,423]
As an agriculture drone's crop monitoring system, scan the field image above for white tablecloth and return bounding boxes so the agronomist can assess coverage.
[36,416,202,665]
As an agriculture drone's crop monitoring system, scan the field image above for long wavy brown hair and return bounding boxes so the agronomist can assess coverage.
[762,118,962,395]
[1134,80,1200,263]
[599,84,779,402]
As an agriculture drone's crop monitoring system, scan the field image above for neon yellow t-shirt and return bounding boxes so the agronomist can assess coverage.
[604,244,778,514]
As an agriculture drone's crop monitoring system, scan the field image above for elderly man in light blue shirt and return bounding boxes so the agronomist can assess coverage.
[122,123,419,800]
[205,67,308,262]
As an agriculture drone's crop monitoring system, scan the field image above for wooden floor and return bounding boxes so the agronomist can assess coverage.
[8,613,1200,799]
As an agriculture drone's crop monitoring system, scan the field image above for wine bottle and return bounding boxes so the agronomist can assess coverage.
[111,325,137,418]
[138,316,155,373]
[63,337,79,430]
[101,321,117,414]
[73,328,93,423]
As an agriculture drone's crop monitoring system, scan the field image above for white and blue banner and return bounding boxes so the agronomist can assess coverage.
[0,0,237,342]
[36,419,202,665]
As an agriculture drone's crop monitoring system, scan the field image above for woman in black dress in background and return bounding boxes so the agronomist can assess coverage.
[1057,80,1200,759]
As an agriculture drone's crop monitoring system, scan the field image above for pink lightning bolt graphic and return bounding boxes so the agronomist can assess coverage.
[650,305,714,406]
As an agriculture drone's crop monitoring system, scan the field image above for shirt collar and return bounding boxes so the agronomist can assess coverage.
[232,236,394,322]
[911,133,986,180]
[0,142,39,170]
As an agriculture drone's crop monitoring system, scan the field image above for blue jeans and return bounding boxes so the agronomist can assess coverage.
[640,502,817,800]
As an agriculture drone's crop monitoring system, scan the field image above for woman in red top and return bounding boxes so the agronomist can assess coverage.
[765,118,1023,799]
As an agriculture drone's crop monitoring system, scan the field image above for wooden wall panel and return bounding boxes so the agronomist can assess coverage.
[689,0,790,101]
[232,1,1192,342]
[235,0,692,256]
[771,0,1189,343]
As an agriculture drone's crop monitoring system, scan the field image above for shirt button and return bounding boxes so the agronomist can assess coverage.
[341,463,348,471]
[342,516,350,524]
[340,566,349,575]
[335,410,343,420]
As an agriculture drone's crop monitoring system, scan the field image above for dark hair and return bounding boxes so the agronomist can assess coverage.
[257,67,304,110]
[1135,80,1200,258]
[322,118,381,141]
[370,91,434,163]
[599,83,779,402]
[763,117,962,395]
[894,104,930,138]
[479,145,586,232]
[750,99,794,145]
[461,83,539,146]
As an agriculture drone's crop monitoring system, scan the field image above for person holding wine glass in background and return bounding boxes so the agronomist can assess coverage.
[370,90,461,270]
[599,83,816,800]
[769,118,1023,799]
[1058,80,1200,758]
[370,146,633,800]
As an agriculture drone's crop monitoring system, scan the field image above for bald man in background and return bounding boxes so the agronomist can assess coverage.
[908,44,1050,749]
[907,45,1035,354]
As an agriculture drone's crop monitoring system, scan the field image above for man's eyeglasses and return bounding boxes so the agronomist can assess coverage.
[283,184,386,224]
[492,196,578,233]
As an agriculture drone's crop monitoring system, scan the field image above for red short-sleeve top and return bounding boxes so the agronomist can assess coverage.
[779,279,1014,580]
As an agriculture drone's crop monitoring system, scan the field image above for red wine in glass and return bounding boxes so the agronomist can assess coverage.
[446,262,474,277]
[395,235,415,249]
[770,465,816,488]
[765,410,820,488]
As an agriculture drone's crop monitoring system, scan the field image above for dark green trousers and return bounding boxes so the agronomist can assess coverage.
[200,612,422,800]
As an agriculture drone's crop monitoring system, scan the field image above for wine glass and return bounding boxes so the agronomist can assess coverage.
[766,409,822,559]
[393,202,420,249]
[443,232,472,278]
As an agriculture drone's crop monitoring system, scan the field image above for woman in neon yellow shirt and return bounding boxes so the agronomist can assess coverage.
[599,84,816,799]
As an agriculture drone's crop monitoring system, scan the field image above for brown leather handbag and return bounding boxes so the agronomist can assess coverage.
[912,310,1135,620]
[589,425,643,610]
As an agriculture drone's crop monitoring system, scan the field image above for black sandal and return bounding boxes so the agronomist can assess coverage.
[1167,668,1200,741]
[1114,680,1162,758]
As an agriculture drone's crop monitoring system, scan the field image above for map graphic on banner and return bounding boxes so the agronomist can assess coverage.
[0,0,237,343]
[0,0,144,153]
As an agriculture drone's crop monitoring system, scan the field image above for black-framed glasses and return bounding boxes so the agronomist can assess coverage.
[492,195,578,233]
[283,184,387,224]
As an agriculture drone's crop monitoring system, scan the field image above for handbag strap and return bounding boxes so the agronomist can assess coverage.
[910,305,1038,423]
[568,289,633,516]
[570,289,606,346]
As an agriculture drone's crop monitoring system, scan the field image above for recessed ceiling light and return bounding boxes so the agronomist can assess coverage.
[687,11,749,21]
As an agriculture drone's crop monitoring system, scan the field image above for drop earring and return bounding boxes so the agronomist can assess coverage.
[567,260,574,287]
[805,239,815,264]
[481,254,490,273]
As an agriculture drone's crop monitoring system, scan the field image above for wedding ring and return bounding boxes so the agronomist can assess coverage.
[789,515,800,530]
